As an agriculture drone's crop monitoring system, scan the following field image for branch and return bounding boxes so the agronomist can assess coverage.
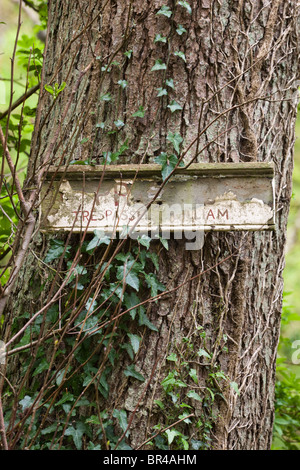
[0,83,40,121]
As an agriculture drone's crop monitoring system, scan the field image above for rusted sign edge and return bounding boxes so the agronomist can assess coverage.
[45,162,274,180]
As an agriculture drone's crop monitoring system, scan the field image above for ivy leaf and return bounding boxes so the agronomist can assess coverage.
[167,353,177,362]
[156,5,172,18]
[137,234,151,248]
[118,79,127,89]
[100,92,112,101]
[123,270,139,291]
[198,348,211,359]
[124,364,145,382]
[179,412,192,424]
[230,381,240,395]
[138,307,158,331]
[32,358,49,377]
[174,51,186,62]
[154,152,181,181]
[159,236,169,250]
[124,292,141,320]
[157,87,168,97]
[113,409,129,434]
[165,429,181,445]
[65,423,86,450]
[189,368,198,384]
[187,390,202,401]
[154,152,168,165]
[86,230,110,253]
[167,100,183,113]
[191,439,203,450]
[124,49,133,58]
[144,272,165,298]
[178,1,192,15]
[41,423,62,435]
[166,78,175,89]
[167,131,183,153]
[176,24,187,35]
[127,333,141,354]
[146,251,159,271]
[154,33,167,43]
[19,395,34,411]
[151,59,167,71]
[114,119,125,129]
[44,239,70,263]
[44,84,54,96]
[117,260,140,291]
[132,106,145,118]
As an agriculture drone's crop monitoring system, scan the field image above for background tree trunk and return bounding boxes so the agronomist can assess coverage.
[3,0,300,450]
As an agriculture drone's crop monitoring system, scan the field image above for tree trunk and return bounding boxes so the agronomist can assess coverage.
[2,0,300,450]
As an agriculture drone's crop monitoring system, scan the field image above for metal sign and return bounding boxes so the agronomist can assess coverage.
[41,163,275,235]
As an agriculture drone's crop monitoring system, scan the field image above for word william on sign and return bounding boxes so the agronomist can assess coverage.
[41,163,275,244]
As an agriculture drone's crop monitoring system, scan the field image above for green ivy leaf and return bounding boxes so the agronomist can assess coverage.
[178,1,192,15]
[65,423,86,450]
[113,409,129,434]
[137,234,151,248]
[124,292,140,320]
[86,230,110,253]
[176,24,187,35]
[138,307,158,331]
[197,348,211,359]
[146,251,159,271]
[117,260,140,291]
[187,390,202,401]
[191,439,203,450]
[159,237,169,250]
[114,119,125,129]
[124,364,145,382]
[165,429,181,445]
[156,5,172,18]
[127,333,141,354]
[167,353,177,362]
[118,79,128,89]
[230,381,240,395]
[124,49,133,58]
[132,106,145,118]
[166,78,175,89]
[44,84,54,95]
[19,395,34,411]
[151,59,167,71]
[167,131,183,153]
[154,33,167,43]
[32,358,49,377]
[167,100,182,113]
[144,272,165,298]
[154,152,180,181]
[44,239,70,263]
[100,92,112,101]
[157,87,168,97]
[189,368,198,384]
[174,51,186,62]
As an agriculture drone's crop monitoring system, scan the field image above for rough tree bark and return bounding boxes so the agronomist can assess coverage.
[3,0,300,450]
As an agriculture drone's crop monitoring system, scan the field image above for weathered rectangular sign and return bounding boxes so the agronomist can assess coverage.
[41,163,275,235]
